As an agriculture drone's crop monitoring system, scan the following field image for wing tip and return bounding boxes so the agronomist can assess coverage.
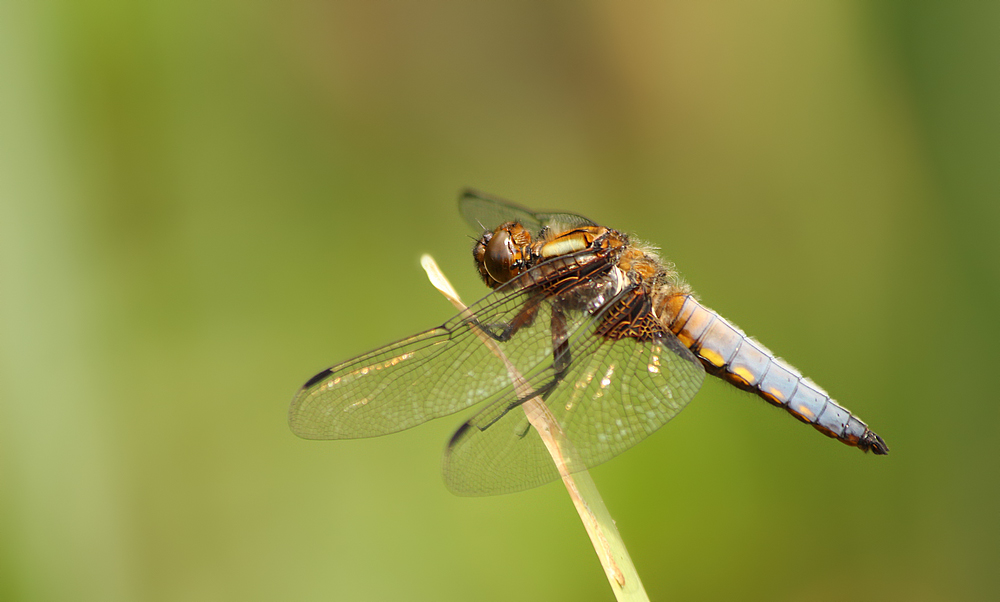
[447,420,474,449]
[302,367,334,390]
[459,186,482,200]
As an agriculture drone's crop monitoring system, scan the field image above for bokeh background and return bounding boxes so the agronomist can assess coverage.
[2,2,998,601]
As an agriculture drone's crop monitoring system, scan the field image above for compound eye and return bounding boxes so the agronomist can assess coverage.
[483,229,523,283]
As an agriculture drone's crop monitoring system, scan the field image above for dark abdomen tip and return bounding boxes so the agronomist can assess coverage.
[860,430,890,455]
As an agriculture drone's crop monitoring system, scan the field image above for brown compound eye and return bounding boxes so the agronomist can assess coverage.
[473,222,532,287]
[483,228,524,284]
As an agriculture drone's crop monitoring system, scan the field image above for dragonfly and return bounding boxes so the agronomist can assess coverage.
[289,189,888,495]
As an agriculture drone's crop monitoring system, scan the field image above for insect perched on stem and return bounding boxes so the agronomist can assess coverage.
[289,189,889,496]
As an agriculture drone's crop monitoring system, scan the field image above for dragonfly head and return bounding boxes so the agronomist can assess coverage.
[473,222,533,287]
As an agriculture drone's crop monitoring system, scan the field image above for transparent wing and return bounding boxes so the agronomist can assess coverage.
[459,188,596,234]
[443,318,705,496]
[288,254,611,440]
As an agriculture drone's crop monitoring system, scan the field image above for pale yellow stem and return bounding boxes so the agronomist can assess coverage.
[421,254,649,602]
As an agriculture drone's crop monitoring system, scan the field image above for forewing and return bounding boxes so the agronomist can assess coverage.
[444,317,705,496]
[459,188,596,234]
[288,262,602,439]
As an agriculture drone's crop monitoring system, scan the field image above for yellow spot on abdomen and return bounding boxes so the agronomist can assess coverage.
[731,366,755,385]
[700,348,725,368]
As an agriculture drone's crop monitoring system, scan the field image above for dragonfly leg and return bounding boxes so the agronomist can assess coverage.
[446,375,562,450]
[551,303,572,377]
[466,295,543,342]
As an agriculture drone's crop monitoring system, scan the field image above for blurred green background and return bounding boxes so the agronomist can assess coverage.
[2,2,998,601]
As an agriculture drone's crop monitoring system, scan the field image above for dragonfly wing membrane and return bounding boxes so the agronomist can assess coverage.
[290,269,596,440]
[444,298,706,496]
[459,188,595,234]
[291,325,462,439]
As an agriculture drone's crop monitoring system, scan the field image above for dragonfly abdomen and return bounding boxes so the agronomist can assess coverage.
[659,294,888,454]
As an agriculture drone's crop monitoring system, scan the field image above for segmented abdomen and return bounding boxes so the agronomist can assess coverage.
[659,294,888,454]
